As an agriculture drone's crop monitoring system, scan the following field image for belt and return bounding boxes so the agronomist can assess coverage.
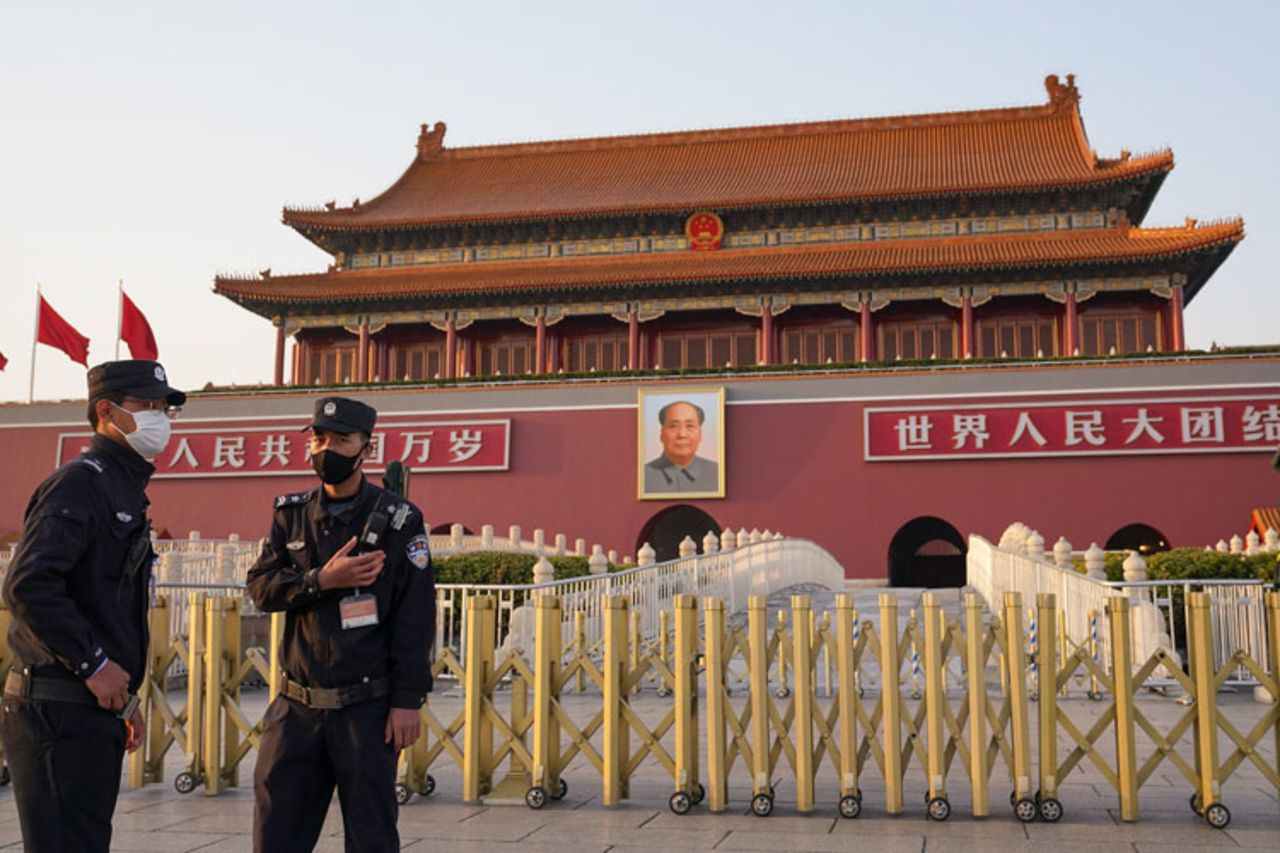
[281,675,390,710]
[4,671,100,707]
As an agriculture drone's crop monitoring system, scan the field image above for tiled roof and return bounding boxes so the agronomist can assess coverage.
[215,219,1243,308]
[282,77,1172,231]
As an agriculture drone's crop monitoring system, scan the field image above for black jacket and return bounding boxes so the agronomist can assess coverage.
[3,434,154,691]
[246,477,434,708]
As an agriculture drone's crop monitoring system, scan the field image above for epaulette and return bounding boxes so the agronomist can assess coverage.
[274,491,314,509]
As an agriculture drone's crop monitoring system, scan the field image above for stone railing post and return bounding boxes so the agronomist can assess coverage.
[720,528,735,551]
[450,523,465,550]
[637,542,656,566]
[1215,539,1229,553]
[159,551,183,584]
[678,536,697,559]
[532,555,555,586]
[1122,551,1147,583]
[1229,535,1243,554]
[554,534,568,556]
[608,549,618,564]
[736,528,749,548]
[481,525,494,549]
[574,538,586,557]
[1053,536,1072,569]
[214,545,236,584]
[509,525,522,548]
[1266,528,1280,552]
[588,545,608,575]
[533,528,546,553]
[1245,531,1261,555]
[702,530,719,554]
[1025,530,1045,560]
[748,528,761,545]
[1084,543,1106,580]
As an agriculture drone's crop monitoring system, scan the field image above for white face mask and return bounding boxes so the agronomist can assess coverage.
[112,405,172,459]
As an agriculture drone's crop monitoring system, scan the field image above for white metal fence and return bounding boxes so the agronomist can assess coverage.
[967,533,1272,686]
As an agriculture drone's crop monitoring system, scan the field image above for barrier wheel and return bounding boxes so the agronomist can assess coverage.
[551,778,568,800]
[174,772,198,795]
[691,783,705,805]
[0,765,10,786]
[1009,790,1017,807]
[838,794,861,819]
[1014,797,1038,822]
[525,787,548,810]
[1038,797,1063,823]
[774,687,791,700]
[1087,690,1103,701]
[1189,792,1203,815]
[927,797,951,821]
[1204,803,1231,829]
[1029,691,1039,702]
[421,775,436,797]
[656,687,671,698]
[751,793,774,817]
[395,783,412,805]
[669,791,693,815]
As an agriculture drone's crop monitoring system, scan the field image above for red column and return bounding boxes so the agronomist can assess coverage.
[356,320,369,383]
[760,305,774,365]
[291,340,302,385]
[961,296,974,359]
[859,302,874,362]
[444,319,457,379]
[628,310,639,370]
[1169,284,1186,352]
[1063,292,1079,356]
[273,324,285,386]
[535,315,547,373]
[548,332,560,372]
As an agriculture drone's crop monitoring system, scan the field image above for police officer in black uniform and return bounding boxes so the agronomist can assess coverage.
[248,397,434,853]
[1,359,184,852]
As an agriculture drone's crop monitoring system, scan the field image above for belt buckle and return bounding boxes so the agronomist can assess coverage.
[310,687,342,711]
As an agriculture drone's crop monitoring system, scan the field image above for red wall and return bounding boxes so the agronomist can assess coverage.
[2,368,1276,580]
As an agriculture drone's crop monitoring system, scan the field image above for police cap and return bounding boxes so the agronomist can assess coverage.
[87,360,186,407]
[306,397,377,436]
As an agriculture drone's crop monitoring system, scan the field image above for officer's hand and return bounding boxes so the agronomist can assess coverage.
[124,708,144,753]
[86,659,131,711]
[318,536,386,590]
[385,707,420,753]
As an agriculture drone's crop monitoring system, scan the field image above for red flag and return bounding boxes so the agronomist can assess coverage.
[0,351,7,371]
[120,290,159,360]
[37,296,90,366]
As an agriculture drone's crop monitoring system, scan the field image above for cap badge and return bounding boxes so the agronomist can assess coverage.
[154,365,166,382]
[323,402,337,416]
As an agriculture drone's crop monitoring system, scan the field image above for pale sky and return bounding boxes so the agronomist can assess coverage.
[2,0,1276,403]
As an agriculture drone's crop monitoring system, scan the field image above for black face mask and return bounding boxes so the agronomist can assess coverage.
[311,448,363,485]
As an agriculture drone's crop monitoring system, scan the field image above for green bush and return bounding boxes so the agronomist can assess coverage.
[432,551,619,585]
[1071,549,1279,583]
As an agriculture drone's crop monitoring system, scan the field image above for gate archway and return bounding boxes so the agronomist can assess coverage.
[887,516,967,587]
[1105,523,1170,555]
[636,505,721,563]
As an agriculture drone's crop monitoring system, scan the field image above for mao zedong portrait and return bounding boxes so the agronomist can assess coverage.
[644,400,719,494]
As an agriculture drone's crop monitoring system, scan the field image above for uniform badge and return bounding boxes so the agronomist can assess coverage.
[391,503,410,531]
[323,401,337,416]
[286,540,306,551]
[81,457,104,473]
[406,534,430,570]
[154,365,166,382]
[115,511,134,523]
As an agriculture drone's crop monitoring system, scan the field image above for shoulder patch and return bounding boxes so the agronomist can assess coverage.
[274,491,313,509]
[406,534,430,570]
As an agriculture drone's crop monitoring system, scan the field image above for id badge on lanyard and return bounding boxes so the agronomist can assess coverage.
[340,593,379,629]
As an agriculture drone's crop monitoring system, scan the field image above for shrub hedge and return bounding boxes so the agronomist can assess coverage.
[1072,548,1279,584]
[432,551,620,585]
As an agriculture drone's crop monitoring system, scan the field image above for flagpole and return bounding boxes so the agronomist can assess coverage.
[115,280,123,360]
[28,283,40,403]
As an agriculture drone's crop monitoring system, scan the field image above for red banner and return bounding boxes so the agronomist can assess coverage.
[37,296,90,366]
[58,419,511,478]
[865,395,1280,461]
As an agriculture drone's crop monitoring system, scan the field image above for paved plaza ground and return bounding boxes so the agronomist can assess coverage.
[0,588,1274,851]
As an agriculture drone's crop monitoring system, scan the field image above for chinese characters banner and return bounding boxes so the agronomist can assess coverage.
[57,419,511,478]
[864,397,1280,461]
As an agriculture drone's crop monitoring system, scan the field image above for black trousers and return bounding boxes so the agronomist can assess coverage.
[253,695,399,853]
[0,697,126,853]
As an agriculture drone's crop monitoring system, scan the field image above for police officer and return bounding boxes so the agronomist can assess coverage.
[248,397,434,853]
[1,359,184,852]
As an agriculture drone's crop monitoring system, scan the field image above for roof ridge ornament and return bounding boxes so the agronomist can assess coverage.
[1044,74,1080,110]
[418,121,447,161]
